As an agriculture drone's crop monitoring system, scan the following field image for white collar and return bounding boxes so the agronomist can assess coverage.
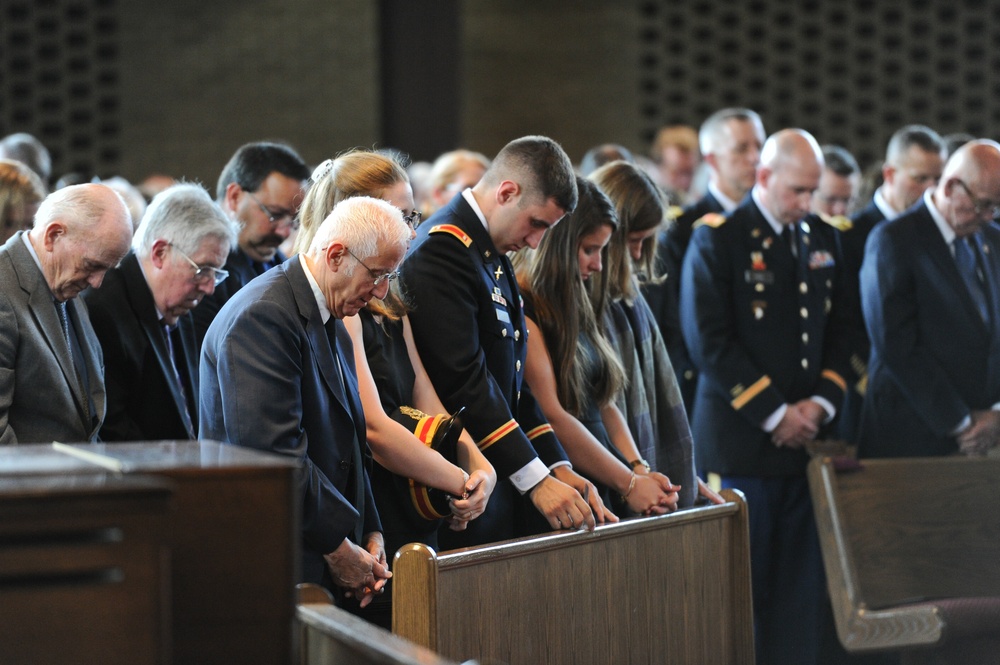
[751,187,786,235]
[873,187,900,220]
[708,181,740,212]
[924,189,957,249]
[461,188,489,232]
[299,254,332,324]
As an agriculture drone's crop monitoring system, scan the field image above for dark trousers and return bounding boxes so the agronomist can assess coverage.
[722,475,824,665]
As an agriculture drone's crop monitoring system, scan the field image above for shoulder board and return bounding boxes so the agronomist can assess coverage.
[665,205,684,221]
[818,213,853,232]
[429,224,472,247]
[692,213,726,230]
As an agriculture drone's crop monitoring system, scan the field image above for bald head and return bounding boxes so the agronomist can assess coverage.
[757,129,824,225]
[934,139,1000,237]
[29,183,133,300]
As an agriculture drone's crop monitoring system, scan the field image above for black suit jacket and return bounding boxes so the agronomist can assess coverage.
[199,257,379,587]
[859,203,1000,457]
[84,252,198,441]
[192,246,286,347]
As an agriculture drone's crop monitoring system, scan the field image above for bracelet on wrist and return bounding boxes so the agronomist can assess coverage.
[621,471,637,502]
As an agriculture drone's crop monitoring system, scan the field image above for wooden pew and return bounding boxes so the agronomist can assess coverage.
[392,489,754,665]
[296,585,466,665]
[808,456,1000,660]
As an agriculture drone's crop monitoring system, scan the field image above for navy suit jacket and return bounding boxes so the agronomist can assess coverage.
[859,203,1000,457]
[192,246,286,347]
[84,252,198,442]
[0,232,105,444]
[680,199,858,476]
[199,257,379,587]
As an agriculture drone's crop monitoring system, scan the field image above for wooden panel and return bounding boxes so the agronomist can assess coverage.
[809,456,1000,653]
[0,475,172,665]
[394,490,753,665]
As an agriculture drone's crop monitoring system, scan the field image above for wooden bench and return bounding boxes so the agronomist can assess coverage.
[391,489,754,665]
[808,456,1000,662]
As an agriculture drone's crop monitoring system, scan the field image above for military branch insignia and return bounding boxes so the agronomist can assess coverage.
[665,205,684,221]
[429,224,473,247]
[692,212,727,230]
[817,213,853,232]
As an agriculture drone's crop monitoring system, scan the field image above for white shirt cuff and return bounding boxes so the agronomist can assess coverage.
[762,404,788,433]
[810,396,836,423]
[510,458,550,493]
[952,415,972,436]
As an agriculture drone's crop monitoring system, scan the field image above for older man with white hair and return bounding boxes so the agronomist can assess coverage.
[85,183,237,441]
[200,195,410,606]
[0,183,132,444]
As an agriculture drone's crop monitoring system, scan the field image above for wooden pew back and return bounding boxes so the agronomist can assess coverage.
[809,456,1000,652]
[392,489,753,665]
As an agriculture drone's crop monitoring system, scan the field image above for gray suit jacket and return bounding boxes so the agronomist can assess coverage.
[0,231,105,444]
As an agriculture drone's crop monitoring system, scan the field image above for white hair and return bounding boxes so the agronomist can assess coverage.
[308,196,409,269]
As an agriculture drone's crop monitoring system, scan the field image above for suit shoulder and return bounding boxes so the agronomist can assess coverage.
[428,223,473,247]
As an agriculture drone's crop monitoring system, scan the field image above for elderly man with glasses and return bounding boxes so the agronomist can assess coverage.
[191,141,311,346]
[84,183,237,442]
[860,139,1000,459]
[200,196,411,607]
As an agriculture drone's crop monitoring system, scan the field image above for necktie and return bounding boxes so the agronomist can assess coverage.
[163,323,195,438]
[54,299,93,423]
[782,224,798,259]
[954,236,990,324]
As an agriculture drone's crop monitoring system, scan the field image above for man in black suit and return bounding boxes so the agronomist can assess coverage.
[645,108,765,416]
[201,196,410,604]
[85,183,237,442]
[860,140,1000,458]
[681,129,858,665]
[192,141,310,345]
[403,135,608,547]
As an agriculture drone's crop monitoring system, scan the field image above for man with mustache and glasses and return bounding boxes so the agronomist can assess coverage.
[192,141,310,346]
[0,183,132,444]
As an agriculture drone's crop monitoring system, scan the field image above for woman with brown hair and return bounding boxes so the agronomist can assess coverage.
[0,159,46,244]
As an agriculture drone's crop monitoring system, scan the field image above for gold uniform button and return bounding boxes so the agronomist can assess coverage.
[516,360,521,371]
[801,358,809,369]
[799,282,808,294]
[514,330,521,341]
[502,328,507,337]
[800,307,808,319]
[755,283,765,292]
[802,332,809,344]
[684,370,694,380]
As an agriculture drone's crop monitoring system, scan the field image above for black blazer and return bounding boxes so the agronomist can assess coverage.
[84,252,199,441]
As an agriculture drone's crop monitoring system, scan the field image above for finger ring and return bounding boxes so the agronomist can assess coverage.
[556,518,563,528]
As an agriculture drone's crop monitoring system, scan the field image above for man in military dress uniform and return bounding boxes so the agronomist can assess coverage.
[645,108,766,418]
[680,129,859,665]
[403,135,610,547]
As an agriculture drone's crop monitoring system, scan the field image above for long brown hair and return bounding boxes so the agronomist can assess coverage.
[516,177,625,416]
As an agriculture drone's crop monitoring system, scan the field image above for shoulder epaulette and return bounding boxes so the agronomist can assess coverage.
[692,212,726,230]
[818,213,853,232]
[429,224,472,247]
[665,205,683,221]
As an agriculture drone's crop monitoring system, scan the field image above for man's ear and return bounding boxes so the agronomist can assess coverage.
[495,180,520,206]
[325,242,347,270]
[41,221,67,251]
[223,182,243,215]
[881,163,895,187]
[149,238,170,269]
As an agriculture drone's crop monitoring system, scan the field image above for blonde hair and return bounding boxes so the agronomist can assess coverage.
[0,159,46,242]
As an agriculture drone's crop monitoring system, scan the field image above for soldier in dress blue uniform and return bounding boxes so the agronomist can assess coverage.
[645,108,766,419]
[402,136,613,547]
[680,129,861,665]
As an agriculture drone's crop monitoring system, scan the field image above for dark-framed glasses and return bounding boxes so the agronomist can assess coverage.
[345,247,399,287]
[170,244,229,287]
[246,191,300,230]
[402,209,422,229]
[954,179,1000,219]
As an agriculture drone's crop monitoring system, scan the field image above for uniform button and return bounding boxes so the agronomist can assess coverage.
[802,332,809,344]
[826,279,832,288]
[755,283,765,292]
[800,282,808,294]
[800,307,808,319]
[502,328,508,337]
[514,330,521,340]
[517,390,521,401]
[801,358,809,369]
[340,460,350,470]
[684,370,694,380]
[516,360,522,371]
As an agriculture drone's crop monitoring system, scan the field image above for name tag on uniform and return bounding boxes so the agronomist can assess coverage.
[495,307,511,323]
[808,250,835,269]
[744,270,774,285]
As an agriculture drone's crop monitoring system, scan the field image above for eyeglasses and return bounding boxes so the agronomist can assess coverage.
[954,179,1000,219]
[170,244,229,287]
[246,191,300,230]
[345,247,399,287]
[402,209,422,229]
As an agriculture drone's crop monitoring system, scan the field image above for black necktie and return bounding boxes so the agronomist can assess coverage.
[782,224,798,259]
[55,299,93,422]
[955,235,990,324]
[163,323,195,438]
